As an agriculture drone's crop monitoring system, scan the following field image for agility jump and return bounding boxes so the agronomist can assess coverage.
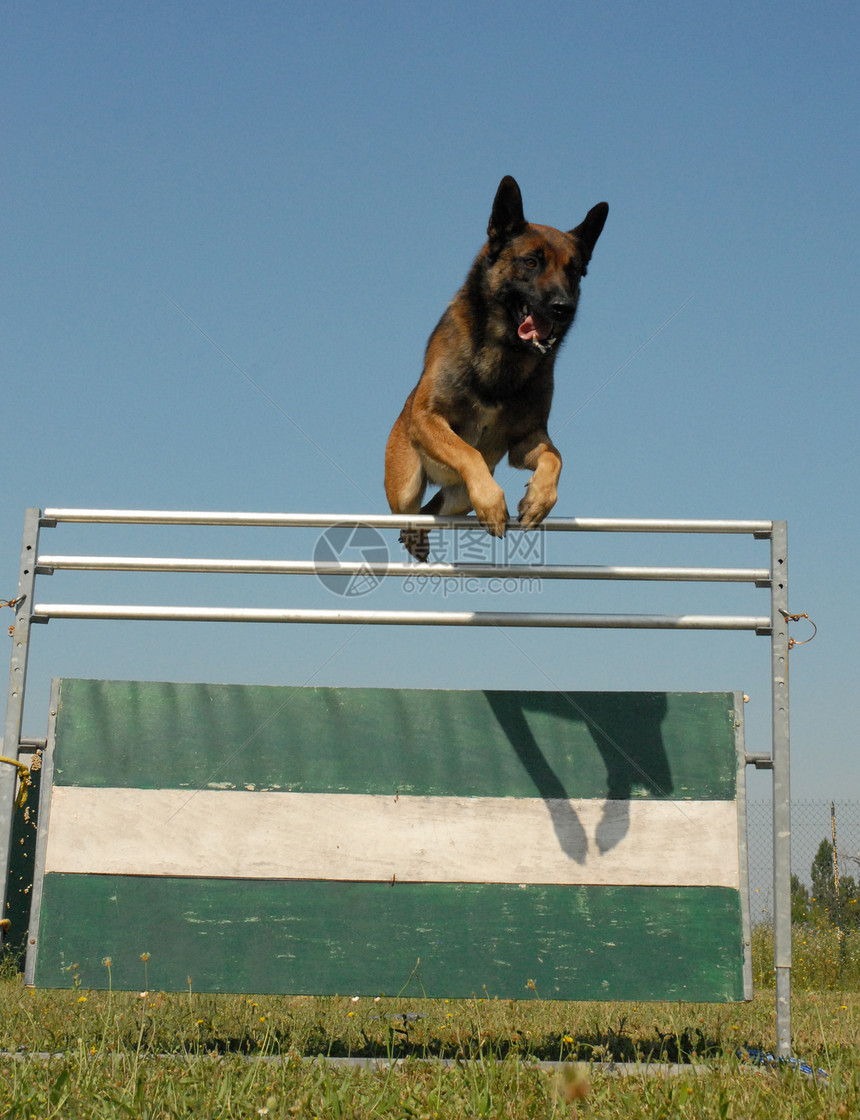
[1,509,792,1052]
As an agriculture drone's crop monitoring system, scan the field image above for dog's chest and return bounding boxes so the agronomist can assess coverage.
[458,402,509,456]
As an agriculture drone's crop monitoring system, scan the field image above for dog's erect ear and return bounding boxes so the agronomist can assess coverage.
[570,202,609,272]
[487,176,527,255]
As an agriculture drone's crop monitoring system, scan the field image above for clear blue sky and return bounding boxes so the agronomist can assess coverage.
[2,2,857,804]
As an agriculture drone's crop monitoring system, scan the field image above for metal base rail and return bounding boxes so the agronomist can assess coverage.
[1,507,792,1056]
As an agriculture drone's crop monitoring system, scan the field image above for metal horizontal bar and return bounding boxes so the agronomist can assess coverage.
[40,509,774,535]
[33,603,773,632]
[745,753,775,770]
[18,738,47,753]
[35,555,772,584]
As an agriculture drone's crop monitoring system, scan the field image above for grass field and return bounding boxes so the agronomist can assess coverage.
[2,925,859,1119]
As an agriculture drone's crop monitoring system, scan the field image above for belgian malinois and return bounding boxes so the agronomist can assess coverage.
[384,175,608,560]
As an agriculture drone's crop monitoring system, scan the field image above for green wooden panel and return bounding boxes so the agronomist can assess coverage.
[53,680,739,800]
[32,874,745,1001]
[30,679,748,999]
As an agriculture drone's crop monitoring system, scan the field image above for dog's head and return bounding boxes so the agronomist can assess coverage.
[484,176,608,354]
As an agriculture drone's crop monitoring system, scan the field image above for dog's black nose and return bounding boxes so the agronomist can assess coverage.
[549,296,576,321]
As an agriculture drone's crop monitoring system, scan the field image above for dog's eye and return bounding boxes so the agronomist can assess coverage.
[521,256,539,269]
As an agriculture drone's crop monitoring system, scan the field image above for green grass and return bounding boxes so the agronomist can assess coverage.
[2,929,860,1119]
[751,922,860,994]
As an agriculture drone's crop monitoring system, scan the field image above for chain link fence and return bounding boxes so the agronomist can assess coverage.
[747,799,860,924]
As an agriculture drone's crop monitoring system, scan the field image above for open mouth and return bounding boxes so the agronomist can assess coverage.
[517,306,557,352]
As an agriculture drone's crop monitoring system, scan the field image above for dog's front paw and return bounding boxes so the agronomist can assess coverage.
[472,483,509,539]
[517,481,557,529]
[399,529,430,562]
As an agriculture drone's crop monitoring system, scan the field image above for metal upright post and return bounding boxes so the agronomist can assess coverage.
[1,508,41,946]
[770,521,792,1056]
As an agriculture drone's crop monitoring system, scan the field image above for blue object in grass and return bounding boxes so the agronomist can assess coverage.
[739,1047,828,1080]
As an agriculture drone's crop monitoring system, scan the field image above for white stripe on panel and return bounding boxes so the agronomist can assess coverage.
[45,788,739,888]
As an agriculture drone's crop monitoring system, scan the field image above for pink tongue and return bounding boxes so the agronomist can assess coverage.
[518,313,553,341]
